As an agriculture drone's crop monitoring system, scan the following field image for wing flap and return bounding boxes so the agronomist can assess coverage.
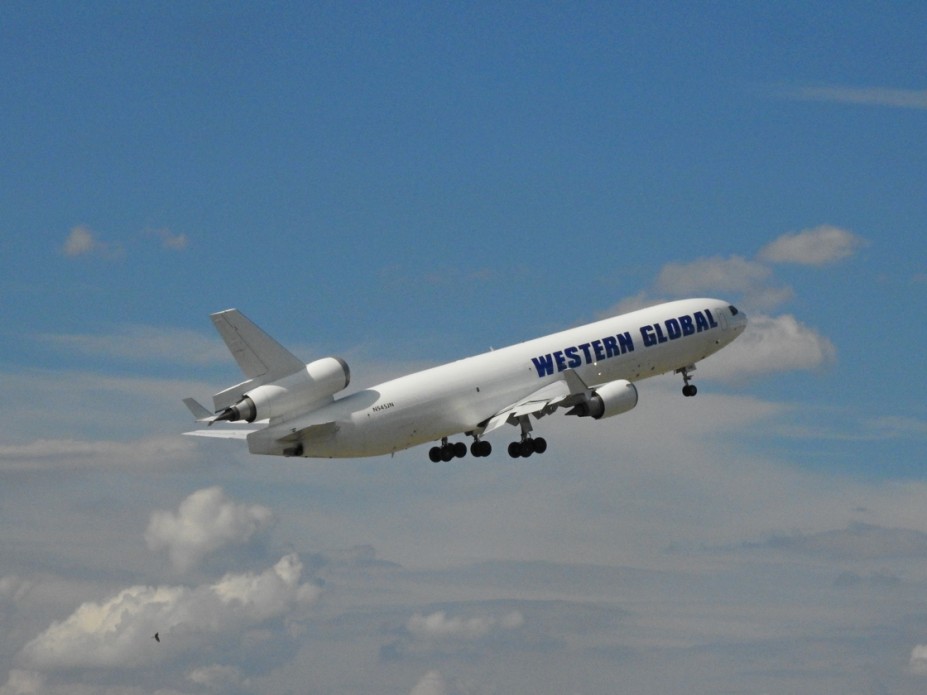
[481,370,591,435]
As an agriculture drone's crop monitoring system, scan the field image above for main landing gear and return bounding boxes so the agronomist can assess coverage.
[428,438,467,462]
[507,436,547,458]
[428,436,492,462]
[676,365,698,397]
[427,416,551,461]
[506,415,547,459]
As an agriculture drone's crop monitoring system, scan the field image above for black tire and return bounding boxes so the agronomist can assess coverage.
[532,437,547,454]
[441,446,455,462]
[429,447,442,462]
[454,441,467,458]
[508,442,522,458]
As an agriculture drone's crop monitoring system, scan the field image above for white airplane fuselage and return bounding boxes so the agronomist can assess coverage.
[235,298,746,458]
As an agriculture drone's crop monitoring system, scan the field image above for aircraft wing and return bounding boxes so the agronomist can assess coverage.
[481,370,591,435]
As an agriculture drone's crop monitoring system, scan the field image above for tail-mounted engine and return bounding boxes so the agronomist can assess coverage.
[214,357,350,424]
[566,379,638,419]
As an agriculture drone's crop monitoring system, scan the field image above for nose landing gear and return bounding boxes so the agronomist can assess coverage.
[676,365,698,397]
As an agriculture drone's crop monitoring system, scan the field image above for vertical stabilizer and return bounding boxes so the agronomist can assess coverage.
[211,309,305,380]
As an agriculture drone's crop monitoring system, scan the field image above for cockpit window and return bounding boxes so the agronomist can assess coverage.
[729,305,739,316]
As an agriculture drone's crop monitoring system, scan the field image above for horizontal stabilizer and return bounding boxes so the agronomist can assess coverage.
[183,427,257,440]
[212,309,305,380]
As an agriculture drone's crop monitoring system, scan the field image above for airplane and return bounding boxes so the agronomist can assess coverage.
[184,298,747,460]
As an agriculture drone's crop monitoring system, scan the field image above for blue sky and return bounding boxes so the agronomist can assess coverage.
[1,3,926,694]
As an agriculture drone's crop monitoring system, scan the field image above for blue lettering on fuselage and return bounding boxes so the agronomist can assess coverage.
[531,309,720,377]
[531,330,635,377]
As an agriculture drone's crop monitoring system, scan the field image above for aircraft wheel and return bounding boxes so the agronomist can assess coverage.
[682,384,697,397]
[429,447,442,462]
[454,442,467,458]
[532,437,547,454]
[441,446,455,462]
[519,440,535,457]
[508,442,522,458]
[479,440,492,457]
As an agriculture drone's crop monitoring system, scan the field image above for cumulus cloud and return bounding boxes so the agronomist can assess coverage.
[19,554,319,671]
[656,255,772,295]
[655,255,792,310]
[758,225,866,265]
[145,487,274,573]
[709,313,836,380]
[60,225,121,259]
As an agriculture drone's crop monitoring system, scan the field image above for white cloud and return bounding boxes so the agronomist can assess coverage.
[188,663,247,691]
[19,554,318,671]
[145,487,274,573]
[407,610,524,642]
[758,225,866,265]
[146,227,189,251]
[656,255,771,295]
[60,225,121,259]
[60,226,96,257]
[410,670,448,695]
[708,313,836,380]
[782,84,927,111]
[911,645,927,675]
[654,255,792,310]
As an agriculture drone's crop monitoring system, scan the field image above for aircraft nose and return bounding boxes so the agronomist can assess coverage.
[728,304,747,332]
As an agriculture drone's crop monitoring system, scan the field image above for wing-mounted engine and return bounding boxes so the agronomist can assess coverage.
[213,357,350,424]
[566,379,638,419]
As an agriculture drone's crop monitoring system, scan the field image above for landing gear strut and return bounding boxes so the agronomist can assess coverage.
[677,365,698,397]
[507,416,547,458]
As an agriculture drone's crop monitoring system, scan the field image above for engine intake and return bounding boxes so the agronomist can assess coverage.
[567,379,638,419]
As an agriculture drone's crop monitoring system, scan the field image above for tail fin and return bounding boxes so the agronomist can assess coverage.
[210,309,306,412]
[211,309,304,380]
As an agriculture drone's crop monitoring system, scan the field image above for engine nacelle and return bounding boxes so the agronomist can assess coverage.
[567,379,638,420]
[217,357,350,423]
